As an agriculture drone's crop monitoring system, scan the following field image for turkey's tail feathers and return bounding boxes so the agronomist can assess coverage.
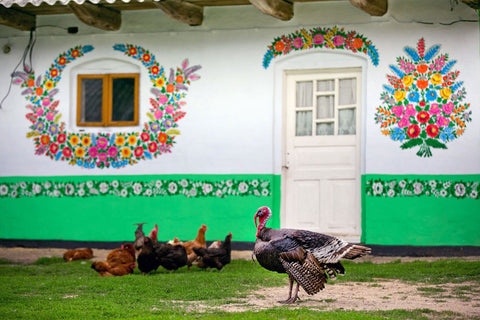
[342,244,371,260]
[280,248,327,296]
[323,262,345,280]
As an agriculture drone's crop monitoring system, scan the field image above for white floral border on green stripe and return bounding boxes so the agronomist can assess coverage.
[366,178,479,199]
[0,178,271,199]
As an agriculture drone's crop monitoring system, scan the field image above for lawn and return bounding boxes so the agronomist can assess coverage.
[0,256,479,319]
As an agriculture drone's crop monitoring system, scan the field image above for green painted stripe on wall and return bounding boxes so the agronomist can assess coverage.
[363,174,480,246]
[0,174,281,243]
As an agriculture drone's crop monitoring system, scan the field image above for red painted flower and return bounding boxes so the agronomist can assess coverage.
[62,146,72,157]
[49,143,59,154]
[140,132,150,142]
[148,141,158,153]
[407,124,421,138]
[128,47,137,55]
[158,132,168,145]
[134,146,144,158]
[151,65,159,75]
[50,69,59,78]
[426,124,439,138]
[416,111,430,123]
[274,40,285,52]
[71,49,79,58]
[143,53,151,63]
[40,135,50,145]
[58,57,66,65]
[57,133,66,144]
[416,79,429,90]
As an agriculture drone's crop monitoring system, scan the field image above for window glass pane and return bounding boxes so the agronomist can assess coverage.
[80,78,102,123]
[316,95,334,119]
[339,78,356,105]
[316,122,334,136]
[111,77,135,122]
[316,79,334,92]
[338,108,356,135]
[296,81,313,108]
[296,111,312,136]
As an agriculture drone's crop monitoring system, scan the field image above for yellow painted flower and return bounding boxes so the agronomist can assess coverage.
[394,90,406,102]
[156,77,165,87]
[75,147,85,157]
[440,88,451,100]
[115,135,126,146]
[402,75,413,87]
[381,129,390,136]
[70,135,80,146]
[128,135,137,145]
[121,147,132,158]
[430,73,442,85]
[81,135,91,147]
[45,80,54,90]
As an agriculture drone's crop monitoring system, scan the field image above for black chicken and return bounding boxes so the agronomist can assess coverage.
[137,237,161,274]
[155,243,188,271]
[253,206,371,304]
[193,233,232,270]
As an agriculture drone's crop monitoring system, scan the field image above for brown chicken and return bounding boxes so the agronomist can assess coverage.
[172,224,207,268]
[63,248,93,261]
[91,261,136,277]
[91,243,136,276]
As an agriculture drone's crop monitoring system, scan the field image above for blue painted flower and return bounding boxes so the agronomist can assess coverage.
[150,122,160,133]
[439,127,454,142]
[391,127,406,142]
[408,91,420,102]
[426,90,437,101]
[35,120,45,131]
[163,119,174,129]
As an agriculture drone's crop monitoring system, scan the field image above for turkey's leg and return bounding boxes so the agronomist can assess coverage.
[278,276,294,303]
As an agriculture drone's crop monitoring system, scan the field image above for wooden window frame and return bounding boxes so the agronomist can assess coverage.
[76,73,139,127]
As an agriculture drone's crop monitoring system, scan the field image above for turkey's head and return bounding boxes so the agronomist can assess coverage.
[254,206,272,237]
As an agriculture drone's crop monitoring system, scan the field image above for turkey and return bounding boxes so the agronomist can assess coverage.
[253,206,371,304]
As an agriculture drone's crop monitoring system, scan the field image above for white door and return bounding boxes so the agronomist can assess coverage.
[282,68,362,242]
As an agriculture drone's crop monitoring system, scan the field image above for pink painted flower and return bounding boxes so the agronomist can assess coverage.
[442,102,454,115]
[391,105,404,118]
[436,116,449,127]
[333,35,345,46]
[404,104,417,117]
[98,153,107,162]
[42,97,51,107]
[88,146,98,158]
[154,109,164,119]
[46,111,55,121]
[398,116,410,128]
[140,132,150,142]
[108,146,118,158]
[158,95,168,104]
[313,34,324,45]
[165,105,174,114]
[36,108,44,116]
[293,37,304,49]
[429,103,441,115]
[134,146,144,158]
[62,146,72,158]
[97,137,108,150]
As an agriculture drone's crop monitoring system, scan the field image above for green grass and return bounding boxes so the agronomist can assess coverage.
[0,257,478,319]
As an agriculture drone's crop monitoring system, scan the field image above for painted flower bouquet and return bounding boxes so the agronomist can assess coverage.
[263,26,379,68]
[12,44,201,169]
[375,38,471,157]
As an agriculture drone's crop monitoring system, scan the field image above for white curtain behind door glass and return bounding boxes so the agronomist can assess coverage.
[295,81,313,136]
[339,78,356,105]
[338,109,356,135]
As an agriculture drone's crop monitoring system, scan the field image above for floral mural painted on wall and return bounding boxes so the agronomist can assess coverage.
[366,178,479,200]
[375,38,471,157]
[12,44,201,169]
[263,26,379,68]
[0,178,271,199]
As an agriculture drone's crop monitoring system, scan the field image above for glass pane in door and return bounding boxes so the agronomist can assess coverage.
[296,81,313,108]
[338,108,356,135]
[339,78,356,105]
[296,111,312,136]
[316,95,334,119]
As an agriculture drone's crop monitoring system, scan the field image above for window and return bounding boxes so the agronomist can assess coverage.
[294,74,358,137]
[77,73,139,127]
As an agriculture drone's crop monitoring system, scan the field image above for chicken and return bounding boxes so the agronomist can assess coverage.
[155,243,188,271]
[253,206,371,304]
[137,237,161,274]
[91,243,136,277]
[91,261,136,277]
[193,233,232,270]
[63,248,93,261]
[173,224,207,268]
[133,222,146,252]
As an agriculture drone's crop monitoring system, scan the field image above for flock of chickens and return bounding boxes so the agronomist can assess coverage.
[63,223,232,277]
[63,206,371,304]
